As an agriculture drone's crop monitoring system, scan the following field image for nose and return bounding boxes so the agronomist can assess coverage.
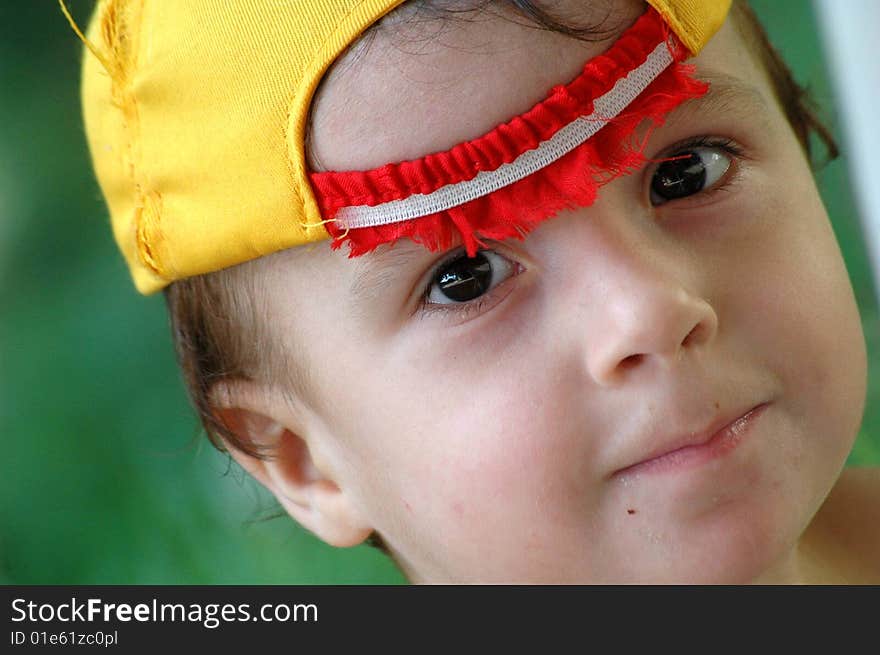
[584,253,718,386]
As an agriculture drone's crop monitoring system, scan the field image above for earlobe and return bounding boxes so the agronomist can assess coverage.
[212,382,374,548]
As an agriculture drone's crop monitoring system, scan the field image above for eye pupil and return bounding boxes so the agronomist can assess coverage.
[436,252,492,302]
[652,152,706,201]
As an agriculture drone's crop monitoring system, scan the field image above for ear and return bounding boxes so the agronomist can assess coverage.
[211,381,373,548]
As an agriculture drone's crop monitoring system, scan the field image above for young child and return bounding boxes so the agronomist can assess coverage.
[64,0,878,583]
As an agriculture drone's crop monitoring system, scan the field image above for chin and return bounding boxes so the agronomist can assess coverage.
[680,517,803,584]
[603,498,804,584]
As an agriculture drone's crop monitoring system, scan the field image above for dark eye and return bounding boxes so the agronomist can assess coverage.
[650,146,732,205]
[427,250,517,305]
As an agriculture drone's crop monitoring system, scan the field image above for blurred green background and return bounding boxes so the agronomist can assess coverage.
[1,1,877,584]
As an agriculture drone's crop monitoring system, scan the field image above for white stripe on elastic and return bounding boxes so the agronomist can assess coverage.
[335,40,674,230]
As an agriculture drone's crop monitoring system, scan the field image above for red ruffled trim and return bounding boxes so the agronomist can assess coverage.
[307,6,708,257]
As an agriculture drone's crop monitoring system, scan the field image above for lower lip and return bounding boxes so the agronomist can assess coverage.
[614,403,769,480]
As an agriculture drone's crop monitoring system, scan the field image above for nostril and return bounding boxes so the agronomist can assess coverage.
[595,301,717,384]
[681,323,704,348]
[620,354,644,370]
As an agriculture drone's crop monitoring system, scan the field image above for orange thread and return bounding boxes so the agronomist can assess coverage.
[298,217,339,229]
[58,0,114,76]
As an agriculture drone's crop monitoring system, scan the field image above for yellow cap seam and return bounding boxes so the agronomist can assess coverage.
[285,2,378,246]
[287,0,408,243]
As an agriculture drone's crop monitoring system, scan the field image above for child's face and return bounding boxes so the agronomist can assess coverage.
[260,2,867,582]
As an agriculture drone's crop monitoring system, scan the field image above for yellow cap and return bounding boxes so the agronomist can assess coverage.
[648,0,731,56]
[65,0,730,294]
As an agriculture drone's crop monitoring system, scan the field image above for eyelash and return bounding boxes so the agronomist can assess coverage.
[421,294,491,321]
[418,247,522,322]
[662,135,744,160]
[650,135,745,203]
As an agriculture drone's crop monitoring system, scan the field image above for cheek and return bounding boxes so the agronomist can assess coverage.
[325,324,610,577]
[367,343,593,509]
[722,176,866,460]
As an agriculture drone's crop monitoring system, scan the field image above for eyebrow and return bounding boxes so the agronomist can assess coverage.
[664,69,772,130]
[344,72,770,310]
[347,241,436,314]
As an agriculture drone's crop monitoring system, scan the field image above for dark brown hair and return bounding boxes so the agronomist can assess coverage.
[165,0,838,545]
[729,1,837,162]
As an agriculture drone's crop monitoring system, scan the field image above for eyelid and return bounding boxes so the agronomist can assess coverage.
[647,135,746,207]
[426,245,469,282]
[416,245,525,324]
[419,242,505,298]
[653,135,745,162]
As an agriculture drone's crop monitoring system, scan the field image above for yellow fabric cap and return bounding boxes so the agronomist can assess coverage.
[648,0,732,55]
[77,0,406,294]
[72,0,730,295]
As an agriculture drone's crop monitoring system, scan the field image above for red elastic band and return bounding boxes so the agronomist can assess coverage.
[308,6,707,257]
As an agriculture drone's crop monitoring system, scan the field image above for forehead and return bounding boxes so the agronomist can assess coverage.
[307,0,645,172]
[308,5,770,175]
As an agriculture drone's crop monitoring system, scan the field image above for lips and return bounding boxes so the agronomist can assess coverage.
[612,402,769,478]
